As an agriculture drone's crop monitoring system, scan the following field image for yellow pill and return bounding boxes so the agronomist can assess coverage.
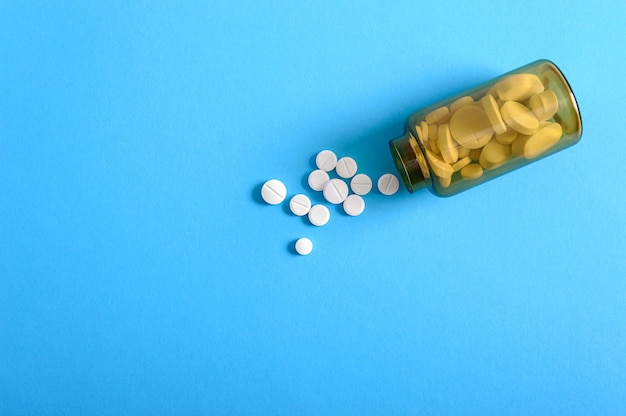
[528,90,559,121]
[425,106,450,124]
[428,123,439,142]
[468,147,482,161]
[452,156,471,172]
[494,73,545,101]
[420,121,429,139]
[479,139,512,170]
[449,105,493,149]
[429,131,441,154]
[415,124,424,142]
[460,163,483,180]
[501,101,539,135]
[438,175,452,188]
[481,94,507,135]
[425,149,454,178]
[494,129,518,145]
[511,122,563,159]
[450,96,475,113]
[437,123,459,164]
[428,124,440,153]
[458,146,470,158]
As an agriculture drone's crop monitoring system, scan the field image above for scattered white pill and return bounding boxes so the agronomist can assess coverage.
[289,194,311,216]
[335,156,358,178]
[350,173,372,195]
[261,179,287,205]
[323,178,349,204]
[295,237,313,255]
[308,169,330,191]
[377,173,400,196]
[315,150,337,172]
[343,194,365,216]
[308,204,330,226]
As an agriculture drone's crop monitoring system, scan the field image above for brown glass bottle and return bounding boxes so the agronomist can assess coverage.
[389,59,582,196]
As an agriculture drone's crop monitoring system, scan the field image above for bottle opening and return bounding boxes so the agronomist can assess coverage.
[389,135,428,193]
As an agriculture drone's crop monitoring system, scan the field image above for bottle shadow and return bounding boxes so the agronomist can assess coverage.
[253,63,495,209]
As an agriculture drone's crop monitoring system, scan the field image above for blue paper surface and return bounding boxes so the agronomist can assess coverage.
[1,1,625,414]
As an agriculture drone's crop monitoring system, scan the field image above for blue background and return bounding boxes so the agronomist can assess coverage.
[1,1,625,414]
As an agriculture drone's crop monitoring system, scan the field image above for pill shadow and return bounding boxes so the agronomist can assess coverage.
[333,203,351,218]
[281,200,293,216]
[320,64,497,177]
[252,182,267,205]
[286,239,299,255]
[301,216,311,226]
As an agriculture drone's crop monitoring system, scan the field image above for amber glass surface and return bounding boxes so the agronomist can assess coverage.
[390,60,582,196]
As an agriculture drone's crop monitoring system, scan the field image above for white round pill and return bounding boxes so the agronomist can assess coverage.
[308,169,330,191]
[315,150,337,172]
[343,194,365,216]
[377,173,400,196]
[335,156,358,178]
[261,179,287,205]
[308,204,330,226]
[322,178,349,204]
[295,237,313,255]
[289,194,311,216]
[350,173,372,195]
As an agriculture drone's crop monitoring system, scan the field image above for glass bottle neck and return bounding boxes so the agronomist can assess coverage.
[389,133,431,193]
